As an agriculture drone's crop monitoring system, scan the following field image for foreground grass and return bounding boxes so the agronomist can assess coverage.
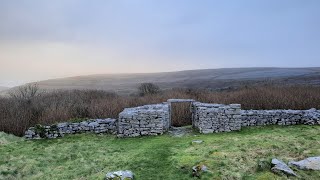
[1,125,320,180]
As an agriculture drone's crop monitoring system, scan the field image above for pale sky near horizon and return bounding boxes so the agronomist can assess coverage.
[0,0,320,87]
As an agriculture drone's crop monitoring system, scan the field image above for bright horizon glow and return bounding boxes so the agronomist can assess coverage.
[1,0,320,87]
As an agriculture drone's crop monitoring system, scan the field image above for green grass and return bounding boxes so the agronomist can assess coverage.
[1,125,320,180]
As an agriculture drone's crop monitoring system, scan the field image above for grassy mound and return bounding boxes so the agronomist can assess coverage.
[0,132,21,145]
[1,126,320,179]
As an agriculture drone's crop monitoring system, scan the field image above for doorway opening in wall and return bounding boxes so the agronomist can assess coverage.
[171,102,193,127]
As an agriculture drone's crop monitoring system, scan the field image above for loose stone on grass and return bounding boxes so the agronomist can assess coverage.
[192,165,208,177]
[271,158,297,176]
[192,140,203,144]
[105,170,134,180]
[289,156,320,170]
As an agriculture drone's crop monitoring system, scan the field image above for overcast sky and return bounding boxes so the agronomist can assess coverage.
[0,0,320,87]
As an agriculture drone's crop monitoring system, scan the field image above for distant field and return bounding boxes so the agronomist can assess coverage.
[1,125,320,179]
[4,67,320,95]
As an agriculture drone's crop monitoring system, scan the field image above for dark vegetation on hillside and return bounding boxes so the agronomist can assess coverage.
[0,84,320,136]
[4,67,320,95]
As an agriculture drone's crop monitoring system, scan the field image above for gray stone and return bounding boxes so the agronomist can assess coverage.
[271,158,297,176]
[192,165,208,177]
[289,157,320,170]
[88,122,99,128]
[192,140,203,144]
[57,122,68,128]
[105,170,134,180]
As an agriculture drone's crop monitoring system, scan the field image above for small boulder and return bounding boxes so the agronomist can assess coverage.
[192,140,203,144]
[192,165,208,177]
[289,156,320,170]
[105,170,134,180]
[271,158,297,176]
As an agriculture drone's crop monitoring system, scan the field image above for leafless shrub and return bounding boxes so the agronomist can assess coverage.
[9,83,40,101]
[138,83,160,96]
[1,85,320,136]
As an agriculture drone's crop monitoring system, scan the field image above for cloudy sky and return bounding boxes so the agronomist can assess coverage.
[0,0,320,87]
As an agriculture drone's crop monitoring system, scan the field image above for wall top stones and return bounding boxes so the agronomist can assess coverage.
[241,108,319,114]
[167,99,195,103]
[119,103,169,115]
[193,102,241,109]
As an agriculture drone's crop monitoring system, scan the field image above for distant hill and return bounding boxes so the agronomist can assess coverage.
[5,67,320,95]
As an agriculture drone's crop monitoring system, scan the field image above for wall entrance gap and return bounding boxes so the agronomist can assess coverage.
[167,99,195,127]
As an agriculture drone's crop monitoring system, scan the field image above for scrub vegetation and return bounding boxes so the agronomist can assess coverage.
[1,84,320,136]
[1,125,320,179]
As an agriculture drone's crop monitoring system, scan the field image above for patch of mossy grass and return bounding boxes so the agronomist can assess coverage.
[1,125,320,179]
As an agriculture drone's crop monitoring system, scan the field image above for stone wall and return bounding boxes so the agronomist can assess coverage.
[192,102,242,133]
[241,108,320,127]
[24,99,320,139]
[117,103,169,137]
[25,118,117,139]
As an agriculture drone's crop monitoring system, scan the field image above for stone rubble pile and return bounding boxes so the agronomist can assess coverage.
[241,108,320,127]
[192,102,242,133]
[25,118,117,139]
[117,103,169,137]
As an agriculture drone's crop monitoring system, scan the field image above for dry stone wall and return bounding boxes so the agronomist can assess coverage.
[241,108,320,126]
[25,118,117,139]
[24,99,320,139]
[192,102,242,133]
[117,103,169,137]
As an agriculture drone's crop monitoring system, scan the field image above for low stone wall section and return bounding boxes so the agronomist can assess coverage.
[25,118,117,139]
[24,98,320,139]
[192,102,242,133]
[241,108,320,127]
[117,103,169,137]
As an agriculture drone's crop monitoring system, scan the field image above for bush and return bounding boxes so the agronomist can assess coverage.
[138,83,160,96]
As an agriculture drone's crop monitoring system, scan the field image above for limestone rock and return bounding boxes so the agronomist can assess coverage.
[271,158,297,176]
[192,165,208,177]
[289,157,320,170]
[105,170,134,180]
[192,140,203,144]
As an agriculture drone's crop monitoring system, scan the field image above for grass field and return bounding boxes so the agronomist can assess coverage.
[1,125,320,180]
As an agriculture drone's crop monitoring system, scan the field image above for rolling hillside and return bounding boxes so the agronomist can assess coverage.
[6,67,320,95]
[0,86,9,92]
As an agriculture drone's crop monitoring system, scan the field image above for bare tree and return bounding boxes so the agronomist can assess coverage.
[9,83,40,101]
[138,83,160,96]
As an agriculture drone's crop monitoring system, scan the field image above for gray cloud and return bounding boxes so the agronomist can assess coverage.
[0,0,320,86]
